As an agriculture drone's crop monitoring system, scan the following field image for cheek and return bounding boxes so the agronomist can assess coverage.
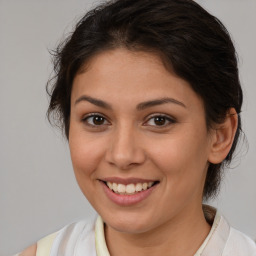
[148,129,210,191]
[69,134,106,204]
[151,135,208,169]
[69,130,105,180]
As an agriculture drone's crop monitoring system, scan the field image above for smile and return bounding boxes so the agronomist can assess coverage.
[100,178,159,206]
[106,181,155,195]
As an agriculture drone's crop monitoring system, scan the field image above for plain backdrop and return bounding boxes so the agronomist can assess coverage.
[0,0,255,255]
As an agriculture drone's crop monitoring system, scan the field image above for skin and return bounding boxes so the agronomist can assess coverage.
[18,244,36,256]
[21,48,237,256]
[68,49,237,256]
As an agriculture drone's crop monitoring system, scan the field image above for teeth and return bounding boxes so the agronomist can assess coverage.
[107,182,113,190]
[142,183,148,190]
[135,183,142,192]
[117,184,126,193]
[112,183,118,191]
[126,184,135,194]
[106,181,155,194]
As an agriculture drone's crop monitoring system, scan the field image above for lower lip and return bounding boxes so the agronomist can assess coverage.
[101,182,157,206]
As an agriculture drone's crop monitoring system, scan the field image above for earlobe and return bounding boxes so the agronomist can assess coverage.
[208,108,238,164]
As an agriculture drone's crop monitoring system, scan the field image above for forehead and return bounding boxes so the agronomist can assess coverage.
[71,49,203,110]
[77,48,170,85]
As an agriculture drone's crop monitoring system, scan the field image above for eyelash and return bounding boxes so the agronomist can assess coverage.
[82,113,110,128]
[144,114,176,128]
[81,113,176,129]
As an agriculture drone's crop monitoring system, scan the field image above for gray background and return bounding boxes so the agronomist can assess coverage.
[0,0,255,255]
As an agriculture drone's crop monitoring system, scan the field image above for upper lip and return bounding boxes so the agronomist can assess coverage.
[100,177,158,185]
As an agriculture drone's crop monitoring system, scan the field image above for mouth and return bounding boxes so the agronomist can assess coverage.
[103,180,159,195]
[99,178,159,206]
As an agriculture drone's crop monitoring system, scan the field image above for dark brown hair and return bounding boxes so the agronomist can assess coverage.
[47,0,243,200]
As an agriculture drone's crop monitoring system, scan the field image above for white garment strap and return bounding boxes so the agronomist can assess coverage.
[36,231,58,256]
[95,216,110,256]
[195,210,221,255]
[201,216,230,256]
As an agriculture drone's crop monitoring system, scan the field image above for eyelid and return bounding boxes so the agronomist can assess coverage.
[143,113,176,127]
[81,112,111,126]
[80,112,176,128]
[82,112,108,119]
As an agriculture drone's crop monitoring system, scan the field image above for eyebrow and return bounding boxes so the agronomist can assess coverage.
[75,95,112,109]
[74,95,186,110]
[136,97,186,110]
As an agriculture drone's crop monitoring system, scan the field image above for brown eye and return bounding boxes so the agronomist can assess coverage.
[92,116,105,125]
[145,115,176,127]
[83,114,109,126]
[154,116,167,126]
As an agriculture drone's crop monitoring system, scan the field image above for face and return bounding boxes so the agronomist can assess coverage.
[69,49,214,234]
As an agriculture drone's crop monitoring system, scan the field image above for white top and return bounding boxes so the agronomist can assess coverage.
[15,206,256,256]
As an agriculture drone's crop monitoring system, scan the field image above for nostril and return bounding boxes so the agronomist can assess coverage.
[105,146,146,170]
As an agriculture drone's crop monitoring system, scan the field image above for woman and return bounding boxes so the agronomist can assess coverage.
[17,0,255,255]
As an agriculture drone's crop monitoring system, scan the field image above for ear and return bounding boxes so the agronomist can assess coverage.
[208,108,238,164]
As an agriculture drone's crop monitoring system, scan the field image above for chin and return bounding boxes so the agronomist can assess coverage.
[109,221,152,234]
[103,211,156,234]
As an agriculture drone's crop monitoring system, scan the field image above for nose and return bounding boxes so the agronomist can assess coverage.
[105,125,146,170]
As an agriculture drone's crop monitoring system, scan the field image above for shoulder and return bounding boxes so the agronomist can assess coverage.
[18,244,37,256]
[56,216,96,239]
[48,216,97,255]
[16,216,97,256]
[223,227,256,255]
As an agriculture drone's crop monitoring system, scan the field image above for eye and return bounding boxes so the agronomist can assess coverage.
[82,113,110,127]
[145,115,175,127]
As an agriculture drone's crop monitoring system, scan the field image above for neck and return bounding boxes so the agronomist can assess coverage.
[105,204,211,256]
